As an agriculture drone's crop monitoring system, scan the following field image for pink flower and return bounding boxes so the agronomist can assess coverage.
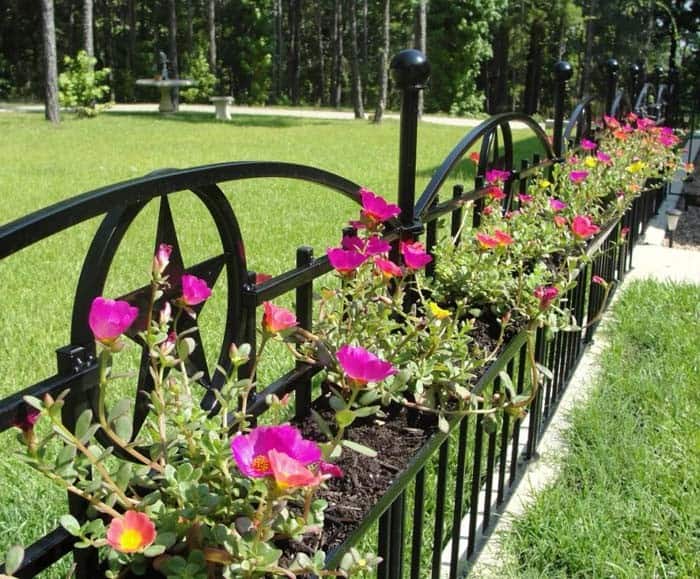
[493,229,514,246]
[534,286,559,310]
[518,194,533,204]
[152,243,172,276]
[319,461,344,479]
[621,226,630,238]
[359,188,400,225]
[596,151,612,164]
[88,297,138,344]
[158,331,177,357]
[342,235,391,256]
[592,275,606,285]
[554,215,568,228]
[255,272,273,285]
[571,215,600,240]
[12,407,40,433]
[637,117,655,130]
[262,302,297,334]
[180,274,212,306]
[337,344,396,386]
[486,185,506,200]
[231,424,322,478]
[569,170,589,184]
[374,257,403,279]
[549,198,567,212]
[106,511,156,554]
[469,151,480,163]
[400,241,432,270]
[269,449,321,490]
[659,133,679,147]
[476,232,499,249]
[567,155,580,164]
[627,112,638,123]
[580,139,597,151]
[327,247,368,275]
[485,169,510,184]
[604,115,620,129]
[482,205,494,216]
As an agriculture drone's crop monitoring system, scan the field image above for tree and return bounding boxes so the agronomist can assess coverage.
[373,0,390,123]
[40,0,60,123]
[83,0,94,58]
[169,0,179,110]
[350,0,364,118]
[416,0,428,116]
[207,0,217,73]
[331,0,343,108]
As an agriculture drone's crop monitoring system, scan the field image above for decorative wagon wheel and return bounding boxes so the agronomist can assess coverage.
[70,180,248,453]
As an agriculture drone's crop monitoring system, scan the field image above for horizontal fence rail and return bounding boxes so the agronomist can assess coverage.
[0,48,675,578]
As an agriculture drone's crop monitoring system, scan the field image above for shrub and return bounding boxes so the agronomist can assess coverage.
[58,51,111,118]
[180,49,217,104]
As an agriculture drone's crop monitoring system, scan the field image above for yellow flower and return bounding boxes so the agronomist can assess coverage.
[625,161,646,174]
[538,179,552,189]
[428,302,451,320]
[584,156,597,168]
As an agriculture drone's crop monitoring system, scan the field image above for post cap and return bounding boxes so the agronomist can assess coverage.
[605,58,619,75]
[630,63,641,75]
[553,60,573,82]
[390,49,431,90]
[654,65,665,76]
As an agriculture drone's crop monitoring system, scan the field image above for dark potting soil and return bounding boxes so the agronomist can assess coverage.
[295,404,435,554]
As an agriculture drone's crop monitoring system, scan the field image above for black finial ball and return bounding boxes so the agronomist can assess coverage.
[391,49,431,90]
[630,63,641,75]
[554,61,573,82]
[606,58,619,73]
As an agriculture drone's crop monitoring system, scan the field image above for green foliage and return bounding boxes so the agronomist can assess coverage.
[180,48,217,104]
[58,51,111,118]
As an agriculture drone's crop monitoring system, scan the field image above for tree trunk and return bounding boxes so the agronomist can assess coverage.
[523,20,544,115]
[103,0,116,100]
[40,0,59,123]
[169,0,179,110]
[331,0,343,108]
[83,0,94,58]
[349,0,364,118]
[186,0,193,58]
[488,22,509,113]
[288,0,302,104]
[315,7,325,105]
[580,0,596,98]
[416,0,427,116]
[272,0,284,100]
[127,0,136,78]
[207,0,216,73]
[373,0,390,123]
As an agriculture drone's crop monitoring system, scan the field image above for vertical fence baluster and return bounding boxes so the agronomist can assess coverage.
[605,58,620,117]
[482,382,498,532]
[426,195,439,277]
[473,175,485,228]
[449,417,470,578]
[451,184,464,245]
[497,359,515,504]
[553,61,573,158]
[294,246,313,419]
[431,440,450,579]
[509,344,528,487]
[410,468,426,579]
[388,494,405,579]
[467,404,485,557]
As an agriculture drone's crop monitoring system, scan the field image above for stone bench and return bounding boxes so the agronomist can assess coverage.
[210,96,234,121]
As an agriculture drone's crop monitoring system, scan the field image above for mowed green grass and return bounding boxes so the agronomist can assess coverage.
[0,110,545,575]
[502,280,700,578]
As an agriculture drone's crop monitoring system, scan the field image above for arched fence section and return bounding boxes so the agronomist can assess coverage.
[0,49,675,578]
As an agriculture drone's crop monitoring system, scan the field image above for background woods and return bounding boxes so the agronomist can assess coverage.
[1,1,699,116]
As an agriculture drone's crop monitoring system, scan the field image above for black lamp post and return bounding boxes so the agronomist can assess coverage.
[666,208,682,247]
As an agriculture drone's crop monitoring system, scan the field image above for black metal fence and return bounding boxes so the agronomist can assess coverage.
[0,48,670,578]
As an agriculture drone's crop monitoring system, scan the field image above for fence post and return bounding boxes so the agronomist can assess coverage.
[390,49,431,234]
[552,60,572,158]
[605,58,619,117]
[630,63,642,111]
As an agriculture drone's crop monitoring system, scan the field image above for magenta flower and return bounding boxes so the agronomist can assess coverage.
[485,169,510,184]
[659,133,679,147]
[534,286,559,310]
[181,274,212,306]
[400,241,432,270]
[327,247,368,275]
[569,170,589,184]
[621,226,630,238]
[571,215,600,240]
[518,194,533,204]
[152,243,172,276]
[596,151,612,164]
[493,229,514,246]
[12,406,40,433]
[592,275,606,285]
[341,235,391,256]
[359,188,400,225]
[318,461,344,479]
[374,257,403,279]
[231,424,322,478]
[262,302,297,334]
[549,198,567,212]
[336,344,396,386]
[637,117,655,130]
[89,297,139,344]
[476,232,499,249]
[604,115,620,129]
[580,139,597,151]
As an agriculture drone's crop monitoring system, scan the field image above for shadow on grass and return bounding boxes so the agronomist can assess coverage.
[105,110,333,128]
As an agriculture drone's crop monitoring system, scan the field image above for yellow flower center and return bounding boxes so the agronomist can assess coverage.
[119,529,144,552]
[584,156,597,168]
[428,302,450,320]
[252,454,271,474]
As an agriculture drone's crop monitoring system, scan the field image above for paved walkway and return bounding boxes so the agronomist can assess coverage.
[0,101,529,129]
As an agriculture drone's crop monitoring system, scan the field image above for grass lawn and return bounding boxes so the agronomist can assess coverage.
[502,279,700,578]
[0,110,546,575]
